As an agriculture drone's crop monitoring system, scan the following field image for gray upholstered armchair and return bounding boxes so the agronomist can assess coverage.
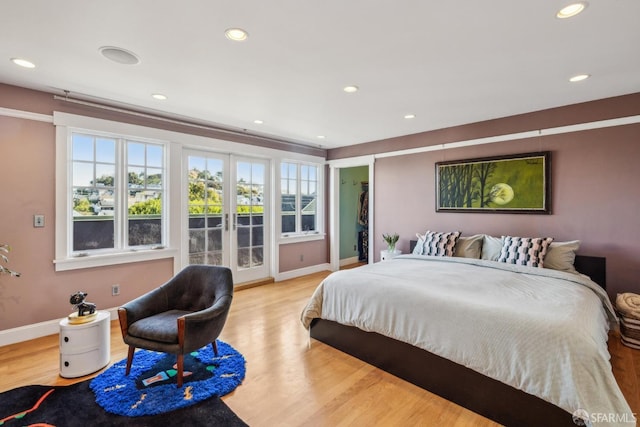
[117,265,233,388]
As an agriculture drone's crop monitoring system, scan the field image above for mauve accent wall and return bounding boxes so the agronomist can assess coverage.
[0,83,329,331]
[279,240,329,273]
[0,115,174,330]
[368,123,640,299]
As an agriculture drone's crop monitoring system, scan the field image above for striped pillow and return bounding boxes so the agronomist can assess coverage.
[416,231,461,257]
[498,236,554,268]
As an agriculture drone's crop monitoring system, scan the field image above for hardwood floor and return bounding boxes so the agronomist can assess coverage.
[1,268,639,426]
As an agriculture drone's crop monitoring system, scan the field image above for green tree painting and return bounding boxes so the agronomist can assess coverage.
[437,152,549,212]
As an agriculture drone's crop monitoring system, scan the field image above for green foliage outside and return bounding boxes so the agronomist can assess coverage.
[188,181,223,215]
[74,170,264,217]
[237,205,264,214]
[96,175,114,186]
[128,198,162,215]
[74,198,93,214]
[187,171,263,215]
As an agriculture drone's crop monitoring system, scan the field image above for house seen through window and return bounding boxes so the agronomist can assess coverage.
[71,133,165,253]
[281,162,318,236]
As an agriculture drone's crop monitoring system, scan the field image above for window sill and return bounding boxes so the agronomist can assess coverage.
[54,248,178,272]
[279,233,326,245]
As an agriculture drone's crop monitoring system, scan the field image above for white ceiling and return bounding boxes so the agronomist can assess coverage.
[1,1,639,149]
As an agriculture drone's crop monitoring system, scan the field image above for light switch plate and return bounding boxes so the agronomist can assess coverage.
[34,214,45,228]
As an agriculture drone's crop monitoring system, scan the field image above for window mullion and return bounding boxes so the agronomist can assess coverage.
[66,131,74,256]
[161,144,168,248]
[116,138,126,250]
[296,164,302,233]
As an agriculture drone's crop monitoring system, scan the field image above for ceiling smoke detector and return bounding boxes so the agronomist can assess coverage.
[99,46,141,65]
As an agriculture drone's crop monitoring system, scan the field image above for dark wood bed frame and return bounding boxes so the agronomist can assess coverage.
[310,247,606,427]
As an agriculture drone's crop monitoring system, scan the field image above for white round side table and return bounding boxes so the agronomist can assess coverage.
[59,310,110,378]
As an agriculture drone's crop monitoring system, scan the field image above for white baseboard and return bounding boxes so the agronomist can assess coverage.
[339,256,360,267]
[275,263,331,282]
[0,308,119,347]
[1,262,334,346]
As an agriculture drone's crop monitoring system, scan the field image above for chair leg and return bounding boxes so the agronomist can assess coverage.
[125,346,135,375]
[177,353,184,388]
[212,340,218,356]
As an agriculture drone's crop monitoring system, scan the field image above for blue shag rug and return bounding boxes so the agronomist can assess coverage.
[90,340,245,417]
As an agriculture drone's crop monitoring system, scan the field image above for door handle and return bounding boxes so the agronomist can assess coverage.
[224,213,229,231]
[233,213,237,231]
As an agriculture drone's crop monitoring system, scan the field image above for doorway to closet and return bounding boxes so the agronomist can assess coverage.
[338,166,370,267]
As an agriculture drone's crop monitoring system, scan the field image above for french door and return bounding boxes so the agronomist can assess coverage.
[233,157,268,282]
[185,151,269,284]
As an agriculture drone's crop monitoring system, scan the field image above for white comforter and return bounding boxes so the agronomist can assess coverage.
[301,255,635,426]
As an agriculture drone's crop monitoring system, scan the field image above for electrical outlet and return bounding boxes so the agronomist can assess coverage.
[112,284,120,296]
[34,214,45,228]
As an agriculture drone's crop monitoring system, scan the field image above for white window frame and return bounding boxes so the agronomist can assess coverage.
[54,112,326,272]
[278,160,324,243]
[54,113,176,271]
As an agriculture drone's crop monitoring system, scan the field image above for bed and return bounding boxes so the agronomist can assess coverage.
[300,235,634,427]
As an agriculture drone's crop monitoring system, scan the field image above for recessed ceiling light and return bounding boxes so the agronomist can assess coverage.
[254,119,264,124]
[317,135,326,139]
[151,93,168,100]
[404,114,416,119]
[99,46,140,65]
[343,85,359,93]
[10,57,35,68]
[569,74,590,82]
[557,2,588,19]
[225,28,249,42]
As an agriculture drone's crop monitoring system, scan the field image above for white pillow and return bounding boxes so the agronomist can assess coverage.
[412,233,426,255]
[481,235,503,261]
[498,236,554,268]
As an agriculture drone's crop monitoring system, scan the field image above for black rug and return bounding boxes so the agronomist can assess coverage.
[0,380,248,426]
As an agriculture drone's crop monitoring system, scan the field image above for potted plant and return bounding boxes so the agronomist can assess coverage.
[381,233,400,261]
[1,244,21,277]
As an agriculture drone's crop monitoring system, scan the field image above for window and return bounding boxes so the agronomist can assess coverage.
[70,132,166,254]
[187,155,225,265]
[54,112,325,271]
[71,134,116,251]
[280,161,321,237]
[126,141,164,247]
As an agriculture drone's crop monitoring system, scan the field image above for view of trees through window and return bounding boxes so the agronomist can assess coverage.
[187,160,224,265]
[71,134,319,262]
[235,161,265,269]
[187,157,266,268]
[71,134,165,251]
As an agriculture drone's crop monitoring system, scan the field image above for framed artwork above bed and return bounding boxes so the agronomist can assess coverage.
[436,151,551,214]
